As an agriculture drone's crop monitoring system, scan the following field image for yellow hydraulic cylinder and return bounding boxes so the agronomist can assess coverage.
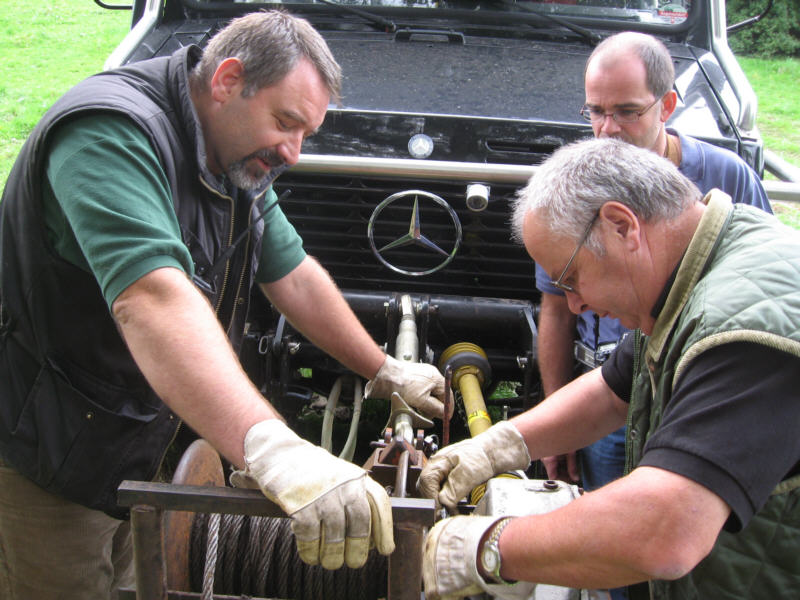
[439,343,492,437]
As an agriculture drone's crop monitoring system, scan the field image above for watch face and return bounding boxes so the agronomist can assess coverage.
[482,544,499,573]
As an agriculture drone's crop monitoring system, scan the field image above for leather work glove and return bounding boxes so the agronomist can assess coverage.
[417,421,531,511]
[365,355,448,419]
[423,515,537,600]
[230,419,395,569]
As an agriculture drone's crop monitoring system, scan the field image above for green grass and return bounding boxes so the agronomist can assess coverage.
[739,56,800,170]
[0,0,130,184]
[773,200,800,229]
[738,56,800,227]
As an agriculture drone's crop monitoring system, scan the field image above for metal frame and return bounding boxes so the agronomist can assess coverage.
[104,0,161,70]
[116,480,435,600]
[292,153,800,203]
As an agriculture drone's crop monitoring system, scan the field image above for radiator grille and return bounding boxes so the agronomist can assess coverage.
[273,173,538,301]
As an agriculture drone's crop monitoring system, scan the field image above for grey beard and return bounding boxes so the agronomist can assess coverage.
[226,150,286,191]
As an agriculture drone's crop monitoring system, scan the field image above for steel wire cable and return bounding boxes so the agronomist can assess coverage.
[189,511,387,599]
[276,518,292,598]
[201,513,220,600]
[241,515,265,594]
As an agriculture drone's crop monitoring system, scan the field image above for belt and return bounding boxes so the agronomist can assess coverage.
[574,340,618,369]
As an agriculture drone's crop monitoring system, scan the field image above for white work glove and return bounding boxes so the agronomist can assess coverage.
[417,421,531,511]
[423,515,537,600]
[230,419,395,570]
[365,355,448,419]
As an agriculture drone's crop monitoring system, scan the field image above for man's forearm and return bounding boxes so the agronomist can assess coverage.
[512,368,626,460]
[538,293,577,396]
[496,466,730,589]
[262,256,386,379]
[113,267,280,468]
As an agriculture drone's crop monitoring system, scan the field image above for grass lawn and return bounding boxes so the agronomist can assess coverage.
[738,56,800,227]
[0,0,130,184]
[739,56,800,171]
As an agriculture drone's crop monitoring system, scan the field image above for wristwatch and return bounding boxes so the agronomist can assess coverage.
[480,516,516,585]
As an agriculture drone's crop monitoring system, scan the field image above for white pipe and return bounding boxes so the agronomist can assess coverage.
[320,376,343,453]
[339,377,363,462]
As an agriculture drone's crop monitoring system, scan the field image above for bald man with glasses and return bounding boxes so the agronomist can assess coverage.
[535,33,771,522]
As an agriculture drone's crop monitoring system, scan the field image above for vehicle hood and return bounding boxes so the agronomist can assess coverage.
[314,32,738,160]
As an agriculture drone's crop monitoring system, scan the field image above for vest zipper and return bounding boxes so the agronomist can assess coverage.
[215,194,236,315]
[624,333,642,476]
[226,196,259,335]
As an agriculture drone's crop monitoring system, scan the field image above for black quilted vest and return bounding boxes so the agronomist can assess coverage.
[0,46,266,518]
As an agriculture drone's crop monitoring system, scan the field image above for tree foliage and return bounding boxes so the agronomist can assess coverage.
[726,0,800,58]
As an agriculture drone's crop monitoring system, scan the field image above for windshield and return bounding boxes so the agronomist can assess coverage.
[197,0,693,26]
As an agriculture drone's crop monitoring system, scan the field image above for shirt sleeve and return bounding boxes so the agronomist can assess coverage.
[637,342,800,531]
[726,161,772,215]
[535,261,564,295]
[675,130,772,214]
[45,113,193,307]
[600,331,634,402]
[255,187,306,283]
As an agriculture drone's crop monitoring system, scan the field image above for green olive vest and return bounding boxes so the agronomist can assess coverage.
[626,191,800,599]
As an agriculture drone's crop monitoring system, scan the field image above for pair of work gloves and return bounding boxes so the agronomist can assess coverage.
[418,420,539,600]
[230,355,445,570]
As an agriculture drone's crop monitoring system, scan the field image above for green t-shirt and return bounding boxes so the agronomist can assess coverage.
[43,113,306,307]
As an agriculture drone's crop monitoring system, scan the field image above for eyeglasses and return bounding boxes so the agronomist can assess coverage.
[580,97,660,124]
[550,212,599,294]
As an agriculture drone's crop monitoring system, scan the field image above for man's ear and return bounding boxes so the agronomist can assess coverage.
[660,90,677,123]
[210,57,245,103]
[599,202,641,252]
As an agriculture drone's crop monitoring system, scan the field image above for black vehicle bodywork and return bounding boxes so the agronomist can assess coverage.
[108,0,763,452]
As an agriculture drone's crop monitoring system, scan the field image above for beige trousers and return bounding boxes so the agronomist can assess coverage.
[0,458,135,600]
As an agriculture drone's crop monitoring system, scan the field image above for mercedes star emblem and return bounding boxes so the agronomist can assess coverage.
[367,190,462,276]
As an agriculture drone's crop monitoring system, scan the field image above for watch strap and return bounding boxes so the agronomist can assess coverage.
[483,516,516,585]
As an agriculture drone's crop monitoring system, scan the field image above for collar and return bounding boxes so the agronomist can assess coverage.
[666,127,699,179]
[645,190,734,365]
[663,131,681,167]
[168,45,228,195]
[649,258,681,320]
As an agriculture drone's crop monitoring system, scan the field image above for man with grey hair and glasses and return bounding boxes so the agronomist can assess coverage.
[0,10,446,599]
[535,32,772,538]
[419,137,800,600]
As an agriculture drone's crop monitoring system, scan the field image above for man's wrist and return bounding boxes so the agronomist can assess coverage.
[478,517,517,585]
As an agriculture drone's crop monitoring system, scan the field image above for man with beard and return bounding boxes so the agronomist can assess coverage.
[0,11,445,599]
[535,29,771,517]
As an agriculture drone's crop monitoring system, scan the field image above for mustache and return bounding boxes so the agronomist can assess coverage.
[243,148,284,169]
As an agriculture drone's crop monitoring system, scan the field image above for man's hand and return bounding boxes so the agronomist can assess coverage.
[365,355,448,419]
[230,419,395,569]
[541,452,580,483]
[417,421,531,511]
[423,515,536,600]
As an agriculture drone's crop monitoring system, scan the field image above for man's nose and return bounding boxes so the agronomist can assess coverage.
[598,113,621,135]
[278,131,304,166]
[565,291,587,316]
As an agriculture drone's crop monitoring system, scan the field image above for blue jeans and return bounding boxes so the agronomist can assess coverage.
[580,424,626,492]
[580,425,628,600]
